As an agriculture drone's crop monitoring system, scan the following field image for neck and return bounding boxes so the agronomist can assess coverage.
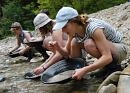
[76,25,86,38]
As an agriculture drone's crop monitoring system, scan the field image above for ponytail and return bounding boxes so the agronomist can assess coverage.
[69,13,89,27]
[80,13,89,24]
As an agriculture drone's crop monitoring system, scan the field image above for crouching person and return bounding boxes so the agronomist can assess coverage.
[9,22,36,61]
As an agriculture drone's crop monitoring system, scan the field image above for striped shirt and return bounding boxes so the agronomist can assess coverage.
[86,18,123,43]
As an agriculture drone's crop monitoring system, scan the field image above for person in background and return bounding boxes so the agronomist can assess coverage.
[52,7,128,80]
[9,22,36,61]
[33,13,67,75]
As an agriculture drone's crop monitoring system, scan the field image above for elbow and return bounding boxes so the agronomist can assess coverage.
[107,55,113,64]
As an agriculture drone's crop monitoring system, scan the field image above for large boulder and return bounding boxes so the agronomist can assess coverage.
[117,65,130,93]
[96,71,120,93]
[98,84,116,93]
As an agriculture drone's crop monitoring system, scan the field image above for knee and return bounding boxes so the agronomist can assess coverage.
[84,39,96,51]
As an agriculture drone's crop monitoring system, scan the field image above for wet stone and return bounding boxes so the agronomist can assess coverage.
[0,76,5,82]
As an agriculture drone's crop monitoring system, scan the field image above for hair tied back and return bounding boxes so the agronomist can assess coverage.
[80,13,89,24]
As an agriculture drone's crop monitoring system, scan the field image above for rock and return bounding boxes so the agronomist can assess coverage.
[96,71,121,93]
[98,84,117,93]
[117,64,130,93]
[29,56,44,63]
[0,76,5,82]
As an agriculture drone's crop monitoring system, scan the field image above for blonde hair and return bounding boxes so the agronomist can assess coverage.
[80,13,89,24]
[69,13,89,27]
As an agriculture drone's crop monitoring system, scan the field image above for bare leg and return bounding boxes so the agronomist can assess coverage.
[84,39,101,58]
[19,46,34,60]
[70,38,84,58]
[84,39,123,79]
[84,39,119,59]
[19,46,31,55]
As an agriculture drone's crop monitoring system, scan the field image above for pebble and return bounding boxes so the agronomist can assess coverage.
[0,76,5,82]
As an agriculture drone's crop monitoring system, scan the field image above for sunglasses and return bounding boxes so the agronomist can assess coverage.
[10,27,19,31]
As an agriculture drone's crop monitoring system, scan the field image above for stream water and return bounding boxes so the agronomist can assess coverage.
[0,56,101,93]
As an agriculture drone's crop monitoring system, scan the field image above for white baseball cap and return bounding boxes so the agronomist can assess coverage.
[53,7,78,31]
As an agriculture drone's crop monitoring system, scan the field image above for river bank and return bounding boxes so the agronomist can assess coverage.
[0,2,130,93]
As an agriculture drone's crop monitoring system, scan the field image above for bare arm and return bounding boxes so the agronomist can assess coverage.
[83,28,112,72]
[40,53,55,67]
[72,28,113,80]
[9,36,21,53]
[52,30,71,58]
[52,35,73,59]
[41,51,63,69]
[33,51,63,75]
[52,30,63,47]
[24,32,33,42]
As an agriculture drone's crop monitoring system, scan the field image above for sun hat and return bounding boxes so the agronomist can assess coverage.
[11,22,21,28]
[33,13,52,30]
[10,22,22,31]
[41,58,86,84]
[53,7,78,31]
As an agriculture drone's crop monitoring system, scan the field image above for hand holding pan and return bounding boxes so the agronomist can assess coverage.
[41,58,86,84]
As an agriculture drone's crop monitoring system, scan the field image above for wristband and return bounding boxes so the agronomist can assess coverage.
[42,66,46,71]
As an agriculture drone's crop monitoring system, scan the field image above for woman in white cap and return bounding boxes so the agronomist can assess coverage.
[33,13,67,75]
[9,22,35,61]
[52,7,128,80]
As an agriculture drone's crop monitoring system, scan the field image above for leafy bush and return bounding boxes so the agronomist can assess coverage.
[0,18,12,39]
[37,0,127,18]
[0,0,127,40]
[0,0,37,40]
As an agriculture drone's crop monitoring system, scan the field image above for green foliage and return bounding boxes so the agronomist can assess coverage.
[37,0,73,18]
[37,0,127,18]
[0,18,12,39]
[3,2,22,21]
[0,0,127,40]
[83,0,127,13]
[0,0,38,40]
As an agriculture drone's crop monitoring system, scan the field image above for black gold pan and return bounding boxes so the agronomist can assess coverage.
[24,58,86,83]
[41,58,86,84]
[24,40,43,47]
[42,70,73,84]
[24,72,41,79]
